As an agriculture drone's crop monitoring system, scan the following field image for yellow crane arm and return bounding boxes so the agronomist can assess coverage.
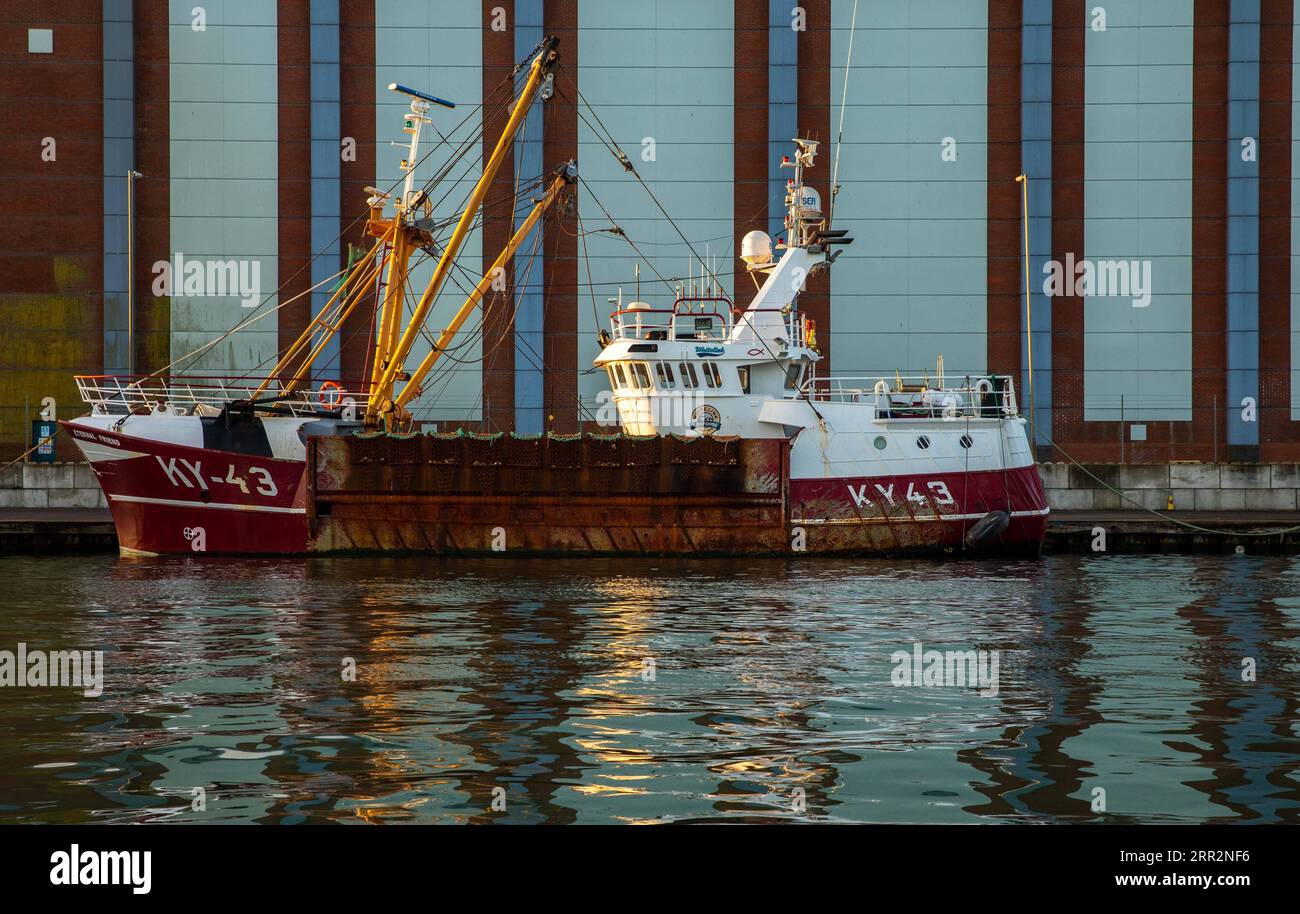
[278,257,384,397]
[393,166,574,413]
[368,229,417,396]
[367,35,559,422]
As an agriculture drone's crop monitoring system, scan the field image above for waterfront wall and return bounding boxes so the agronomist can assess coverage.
[1038,463,1300,512]
[0,463,107,510]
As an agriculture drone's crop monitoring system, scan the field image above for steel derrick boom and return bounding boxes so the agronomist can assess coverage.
[365,35,561,428]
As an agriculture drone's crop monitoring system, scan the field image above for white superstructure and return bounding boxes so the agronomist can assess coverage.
[593,138,1038,488]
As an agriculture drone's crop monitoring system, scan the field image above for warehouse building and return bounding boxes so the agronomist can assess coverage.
[2,0,1298,463]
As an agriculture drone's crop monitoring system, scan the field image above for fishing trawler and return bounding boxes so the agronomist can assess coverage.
[63,36,1048,557]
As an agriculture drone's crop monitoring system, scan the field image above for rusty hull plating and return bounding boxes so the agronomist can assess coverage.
[305,432,1044,557]
[307,433,791,555]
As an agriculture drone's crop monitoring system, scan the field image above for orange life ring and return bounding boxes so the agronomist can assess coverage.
[318,380,344,408]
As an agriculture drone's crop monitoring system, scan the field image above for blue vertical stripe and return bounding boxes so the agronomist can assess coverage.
[1021,0,1052,446]
[310,0,341,381]
[515,0,545,433]
[769,0,797,242]
[1228,0,1261,448]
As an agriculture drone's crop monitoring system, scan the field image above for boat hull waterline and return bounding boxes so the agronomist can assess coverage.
[64,420,1047,557]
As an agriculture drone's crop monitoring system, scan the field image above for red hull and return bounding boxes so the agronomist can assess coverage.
[66,422,1047,557]
[788,465,1049,555]
[62,420,309,555]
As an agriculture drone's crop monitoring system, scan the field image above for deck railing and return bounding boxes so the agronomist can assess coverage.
[611,297,735,343]
[800,374,1019,419]
[611,299,816,351]
[74,374,370,417]
[729,309,813,349]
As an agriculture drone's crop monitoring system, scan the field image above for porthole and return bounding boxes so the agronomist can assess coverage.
[959,434,974,449]
[873,436,887,451]
[916,435,931,450]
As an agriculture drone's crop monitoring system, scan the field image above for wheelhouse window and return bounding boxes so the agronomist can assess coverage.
[612,363,629,390]
[737,366,750,393]
[679,362,699,389]
[630,361,652,389]
[656,362,676,389]
[703,361,723,388]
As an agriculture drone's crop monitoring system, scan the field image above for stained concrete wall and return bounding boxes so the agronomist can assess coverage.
[1039,462,1300,511]
[7,456,1298,516]
[1,6,106,459]
[0,463,107,509]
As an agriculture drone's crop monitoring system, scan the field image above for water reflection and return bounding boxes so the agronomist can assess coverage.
[0,554,1297,824]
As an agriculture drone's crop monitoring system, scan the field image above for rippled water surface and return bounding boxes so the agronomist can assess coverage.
[1,553,1298,824]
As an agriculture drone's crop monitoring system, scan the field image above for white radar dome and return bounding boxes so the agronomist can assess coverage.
[741,230,773,265]
[796,186,822,219]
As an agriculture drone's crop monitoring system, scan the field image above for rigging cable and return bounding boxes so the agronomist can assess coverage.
[829,0,859,228]
[1020,411,1300,538]
[165,46,532,378]
[576,209,602,337]
[559,75,726,296]
[575,175,676,294]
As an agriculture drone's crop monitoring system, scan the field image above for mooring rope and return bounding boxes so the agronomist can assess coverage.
[1024,413,1300,538]
[0,426,63,475]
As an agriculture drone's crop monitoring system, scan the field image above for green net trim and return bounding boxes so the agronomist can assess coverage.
[348,428,733,442]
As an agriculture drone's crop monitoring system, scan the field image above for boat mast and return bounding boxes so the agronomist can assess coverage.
[392,163,576,415]
[366,35,560,428]
[252,82,453,404]
[367,83,451,404]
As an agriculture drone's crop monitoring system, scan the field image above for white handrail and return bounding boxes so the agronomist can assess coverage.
[74,375,367,418]
[800,374,1019,419]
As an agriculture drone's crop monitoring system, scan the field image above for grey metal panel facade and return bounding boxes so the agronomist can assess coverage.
[167,0,280,372]
[577,0,735,415]
[830,0,989,377]
[374,0,483,422]
[1083,0,1194,422]
[768,0,797,241]
[1291,0,1300,418]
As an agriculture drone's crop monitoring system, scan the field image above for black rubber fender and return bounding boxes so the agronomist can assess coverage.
[964,510,1011,549]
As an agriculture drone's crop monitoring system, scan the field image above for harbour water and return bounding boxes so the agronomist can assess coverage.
[1,553,1297,824]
